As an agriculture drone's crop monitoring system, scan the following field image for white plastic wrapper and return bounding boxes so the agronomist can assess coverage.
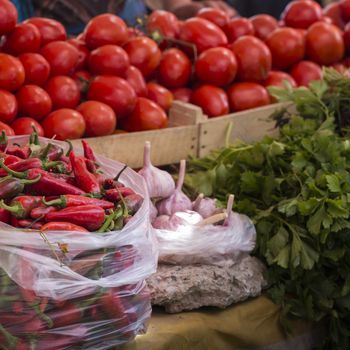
[155,212,256,265]
[0,136,157,349]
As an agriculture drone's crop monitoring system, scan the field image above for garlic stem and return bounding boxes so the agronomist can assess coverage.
[193,193,204,208]
[177,160,186,191]
[224,194,235,226]
[196,212,228,227]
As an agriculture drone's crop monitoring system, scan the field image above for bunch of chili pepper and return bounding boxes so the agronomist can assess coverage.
[0,129,144,232]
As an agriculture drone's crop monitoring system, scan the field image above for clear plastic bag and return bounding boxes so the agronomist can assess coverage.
[0,136,157,349]
[155,212,256,265]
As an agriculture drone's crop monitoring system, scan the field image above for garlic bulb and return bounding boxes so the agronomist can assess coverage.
[152,211,203,231]
[156,160,192,216]
[152,215,171,229]
[138,141,175,199]
[192,193,219,218]
[149,200,158,223]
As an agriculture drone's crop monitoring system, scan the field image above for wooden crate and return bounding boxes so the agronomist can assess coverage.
[71,102,205,169]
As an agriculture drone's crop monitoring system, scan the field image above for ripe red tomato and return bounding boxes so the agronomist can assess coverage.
[67,39,90,71]
[224,18,255,43]
[24,17,67,46]
[306,22,344,65]
[147,10,180,38]
[281,0,323,29]
[231,36,271,82]
[45,76,81,110]
[147,82,173,111]
[0,89,17,124]
[2,23,41,55]
[171,88,192,103]
[88,45,129,76]
[41,41,79,76]
[290,60,322,86]
[16,85,52,120]
[42,109,85,140]
[250,14,278,41]
[11,117,44,136]
[323,3,346,30]
[77,101,116,137]
[263,71,297,88]
[340,0,350,21]
[84,14,128,50]
[124,37,161,78]
[125,66,147,97]
[266,28,305,69]
[227,83,270,112]
[157,48,192,89]
[196,8,230,30]
[71,70,91,95]
[0,0,17,35]
[0,121,15,136]
[195,47,237,87]
[19,53,50,86]
[0,54,25,92]
[191,85,229,118]
[87,76,137,118]
[179,18,228,54]
[121,97,168,132]
[343,23,350,53]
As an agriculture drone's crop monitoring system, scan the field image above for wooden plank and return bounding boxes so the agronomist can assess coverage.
[169,101,207,126]
[198,103,289,158]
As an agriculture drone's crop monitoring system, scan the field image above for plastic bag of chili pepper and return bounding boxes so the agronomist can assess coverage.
[0,135,157,349]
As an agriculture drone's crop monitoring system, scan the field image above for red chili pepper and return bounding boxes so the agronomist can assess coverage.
[11,217,44,230]
[2,154,21,166]
[30,206,58,220]
[0,208,10,224]
[45,205,105,231]
[44,194,114,210]
[0,175,42,199]
[41,222,88,232]
[0,159,42,176]
[105,188,135,202]
[70,151,100,193]
[39,143,64,161]
[0,131,8,152]
[45,302,81,328]
[6,145,30,159]
[0,196,43,219]
[102,178,125,189]
[82,140,99,173]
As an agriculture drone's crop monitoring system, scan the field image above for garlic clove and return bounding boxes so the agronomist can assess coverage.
[138,141,175,199]
[152,215,171,229]
[149,200,158,223]
[192,193,219,218]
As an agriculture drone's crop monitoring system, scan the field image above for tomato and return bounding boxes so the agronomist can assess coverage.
[84,14,128,50]
[147,82,173,111]
[87,76,137,118]
[306,22,344,65]
[343,23,350,53]
[16,85,52,120]
[42,109,85,140]
[281,0,322,29]
[41,41,79,76]
[24,17,67,46]
[179,18,228,54]
[0,54,25,92]
[323,3,346,30]
[19,53,50,86]
[196,8,230,30]
[77,101,116,137]
[72,70,91,94]
[67,39,90,71]
[224,18,255,43]
[124,37,161,78]
[290,60,322,86]
[266,28,305,70]
[250,14,278,41]
[147,10,180,39]
[340,0,350,21]
[0,89,17,123]
[121,97,168,132]
[157,48,192,89]
[2,23,41,55]
[227,83,270,112]
[0,0,17,35]
[263,71,297,88]
[231,36,271,82]
[88,45,129,76]
[195,47,237,87]
[45,76,81,110]
[11,117,44,136]
[171,88,192,103]
[191,85,229,118]
[0,121,15,136]
[125,66,147,97]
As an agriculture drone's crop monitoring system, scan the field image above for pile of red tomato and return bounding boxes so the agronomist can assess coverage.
[1,0,350,139]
